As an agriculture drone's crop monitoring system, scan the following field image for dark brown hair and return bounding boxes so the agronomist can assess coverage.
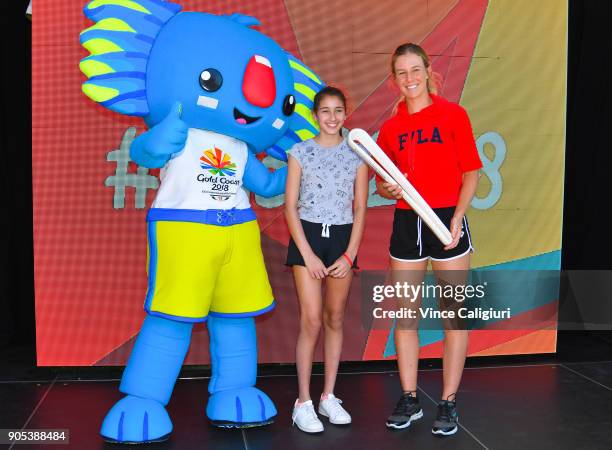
[313,86,347,111]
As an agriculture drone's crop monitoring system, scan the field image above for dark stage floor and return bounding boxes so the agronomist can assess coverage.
[2,360,612,450]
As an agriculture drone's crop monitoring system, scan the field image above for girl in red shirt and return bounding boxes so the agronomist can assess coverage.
[376,43,482,436]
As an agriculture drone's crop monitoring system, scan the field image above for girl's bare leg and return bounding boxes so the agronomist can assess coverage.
[432,252,470,399]
[321,272,353,395]
[390,258,428,392]
[293,266,323,403]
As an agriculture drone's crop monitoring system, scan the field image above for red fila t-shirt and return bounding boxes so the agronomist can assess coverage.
[376,94,483,210]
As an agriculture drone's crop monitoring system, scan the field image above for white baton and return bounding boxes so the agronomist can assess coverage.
[347,128,452,246]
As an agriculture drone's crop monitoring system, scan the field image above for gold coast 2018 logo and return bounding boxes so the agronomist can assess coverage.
[198,147,240,201]
[200,147,237,177]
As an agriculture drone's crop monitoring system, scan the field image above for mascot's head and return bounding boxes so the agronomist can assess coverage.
[79,0,323,160]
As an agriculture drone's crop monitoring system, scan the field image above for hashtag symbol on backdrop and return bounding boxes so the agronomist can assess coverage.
[105,127,160,209]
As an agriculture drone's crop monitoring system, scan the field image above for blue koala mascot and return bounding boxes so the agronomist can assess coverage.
[79,0,324,443]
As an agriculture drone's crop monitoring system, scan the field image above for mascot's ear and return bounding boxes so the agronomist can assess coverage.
[224,13,261,28]
[265,52,325,162]
[79,0,181,116]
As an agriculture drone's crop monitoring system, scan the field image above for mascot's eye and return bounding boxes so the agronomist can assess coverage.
[199,69,223,92]
[282,94,296,116]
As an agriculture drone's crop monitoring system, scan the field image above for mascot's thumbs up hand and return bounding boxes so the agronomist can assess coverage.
[150,101,189,156]
[130,101,189,168]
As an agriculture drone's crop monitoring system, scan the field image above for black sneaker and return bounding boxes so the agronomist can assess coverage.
[431,399,459,436]
[386,392,423,429]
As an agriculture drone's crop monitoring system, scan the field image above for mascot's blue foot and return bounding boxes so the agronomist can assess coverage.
[100,395,172,443]
[207,387,277,428]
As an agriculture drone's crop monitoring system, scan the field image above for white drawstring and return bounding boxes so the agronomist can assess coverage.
[416,216,422,256]
[321,223,330,238]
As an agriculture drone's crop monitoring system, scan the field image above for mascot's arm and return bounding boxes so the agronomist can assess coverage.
[130,131,170,168]
[130,102,188,169]
[243,152,287,198]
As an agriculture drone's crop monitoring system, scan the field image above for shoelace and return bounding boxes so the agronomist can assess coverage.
[437,401,457,422]
[293,403,318,426]
[393,394,417,415]
[324,397,345,416]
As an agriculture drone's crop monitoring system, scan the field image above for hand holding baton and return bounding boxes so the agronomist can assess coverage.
[347,128,453,246]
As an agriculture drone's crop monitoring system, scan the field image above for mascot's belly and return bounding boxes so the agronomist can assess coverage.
[152,129,251,211]
[145,128,273,322]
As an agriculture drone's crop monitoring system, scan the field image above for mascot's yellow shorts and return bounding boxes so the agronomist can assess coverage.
[144,220,275,322]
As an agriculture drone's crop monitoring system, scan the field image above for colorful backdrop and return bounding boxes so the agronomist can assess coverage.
[32,0,567,365]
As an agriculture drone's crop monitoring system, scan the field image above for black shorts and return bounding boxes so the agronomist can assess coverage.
[286,219,358,268]
[389,207,473,261]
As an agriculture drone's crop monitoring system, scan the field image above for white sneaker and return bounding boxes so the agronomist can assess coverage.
[318,394,352,425]
[292,400,324,433]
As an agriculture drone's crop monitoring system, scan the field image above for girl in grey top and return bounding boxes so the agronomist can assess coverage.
[290,138,363,225]
[285,86,368,433]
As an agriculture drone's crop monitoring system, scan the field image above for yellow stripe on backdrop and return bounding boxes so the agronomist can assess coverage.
[461,0,567,268]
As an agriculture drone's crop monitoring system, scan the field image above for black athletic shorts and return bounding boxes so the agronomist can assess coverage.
[286,219,358,268]
[389,207,473,261]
